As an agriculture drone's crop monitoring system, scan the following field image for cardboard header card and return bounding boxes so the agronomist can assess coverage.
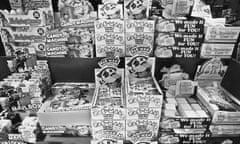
[0,10,47,27]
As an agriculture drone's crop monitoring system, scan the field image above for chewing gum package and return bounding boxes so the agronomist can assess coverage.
[98,3,123,19]
[96,45,125,57]
[156,17,205,33]
[3,42,46,57]
[156,32,204,47]
[205,27,240,43]
[0,26,47,43]
[127,107,161,119]
[125,20,155,33]
[95,33,125,45]
[0,10,47,27]
[124,0,150,19]
[154,46,200,58]
[92,120,125,132]
[201,43,235,58]
[92,131,125,141]
[95,19,124,33]
[58,0,96,26]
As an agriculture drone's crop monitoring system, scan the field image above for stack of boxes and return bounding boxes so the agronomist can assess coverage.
[154,18,205,58]
[0,0,54,57]
[91,58,125,144]
[95,1,125,57]
[201,27,240,58]
[125,55,163,144]
[125,20,155,56]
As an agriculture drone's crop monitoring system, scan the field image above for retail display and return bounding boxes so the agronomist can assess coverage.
[0,0,240,144]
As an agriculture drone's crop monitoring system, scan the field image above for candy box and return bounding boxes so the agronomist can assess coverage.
[127,107,161,119]
[205,27,240,43]
[127,92,162,108]
[58,0,96,26]
[0,26,47,43]
[98,3,123,19]
[95,19,124,33]
[125,20,155,33]
[154,46,200,58]
[126,33,154,46]
[124,0,150,19]
[92,120,125,140]
[96,45,125,57]
[126,119,159,142]
[155,17,205,33]
[200,43,235,58]
[91,106,126,120]
[92,131,125,141]
[0,10,47,27]
[158,129,211,144]
[155,32,204,47]
[3,42,46,57]
[95,33,125,46]
[37,83,95,133]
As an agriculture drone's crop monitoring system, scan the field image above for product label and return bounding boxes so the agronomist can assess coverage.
[205,27,240,42]
[46,44,68,56]
[124,0,149,19]
[127,94,162,108]
[95,19,124,33]
[96,33,124,45]
[126,33,154,46]
[92,120,125,131]
[155,46,200,58]
[201,43,235,58]
[46,31,69,43]
[0,10,45,27]
[91,107,126,120]
[127,108,161,119]
[156,33,204,47]
[96,45,125,57]
[156,18,205,33]
[125,20,155,33]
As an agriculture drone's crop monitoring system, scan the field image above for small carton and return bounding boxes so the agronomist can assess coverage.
[124,0,150,19]
[98,4,123,19]
[95,33,125,46]
[95,19,124,33]
[200,43,235,58]
[125,20,155,33]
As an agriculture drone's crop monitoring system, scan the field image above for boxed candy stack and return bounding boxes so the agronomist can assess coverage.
[95,1,125,57]
[154,17,205,58]
[201,26,240,58]
[0,0,54,57]
[0,60,51,113]
[91,57,125,144]
[125,19,155,56]
[38,82,95,136]
[125,49,163,144]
